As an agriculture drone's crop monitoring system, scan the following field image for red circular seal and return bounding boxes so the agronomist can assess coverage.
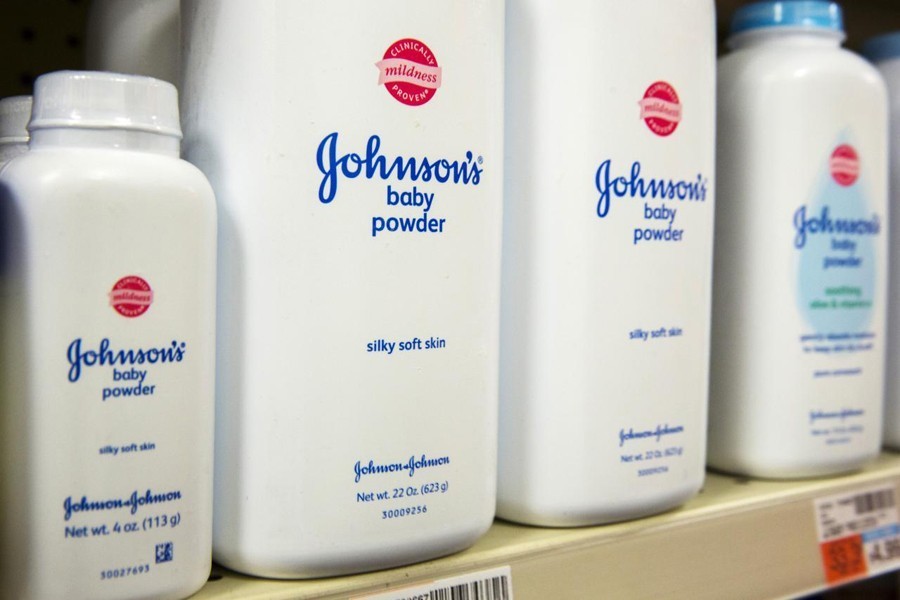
[639,81,682,137]
[377,38,441,107]
[830,144,859,186]
[109,276,153,318]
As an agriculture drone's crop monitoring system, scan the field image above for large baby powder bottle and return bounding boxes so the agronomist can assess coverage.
[85,0,179,84]
[498,0,716,526]
[709,2,888,477]
[0,96,31,168]
[181,1,503,577]
[0,71,216,599]
[863,33,900,450]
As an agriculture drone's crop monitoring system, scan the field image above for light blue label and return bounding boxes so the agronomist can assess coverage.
[863,524,900,543]
[795,138,880,333]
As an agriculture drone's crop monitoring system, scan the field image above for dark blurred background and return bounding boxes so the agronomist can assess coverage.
[1,0,900,97]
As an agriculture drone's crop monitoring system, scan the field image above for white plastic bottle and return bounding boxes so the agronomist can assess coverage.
[0,95,31,168]
[863,32,900,450]
[0,71,216,599]
[498,0,716,526]
[85,0,180,85]
[709,2,888,477]
[181,1,503,577]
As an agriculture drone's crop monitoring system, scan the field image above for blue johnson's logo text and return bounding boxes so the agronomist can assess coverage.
[595,159,707,218]
[316,132,482,204]
[63,489,182,521]
[67,338,187,383]
[354,454,450,483]
[619,424,685,447]
[793,205,880,249]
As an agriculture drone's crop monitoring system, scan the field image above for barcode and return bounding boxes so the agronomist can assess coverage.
[854,489,896,515]
[354,566,513,600]
[428,575,510,600]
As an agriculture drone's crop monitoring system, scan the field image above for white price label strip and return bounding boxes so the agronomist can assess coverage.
[354,566,513,600]
[814,484,900,585]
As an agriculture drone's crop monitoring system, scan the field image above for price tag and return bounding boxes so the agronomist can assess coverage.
[354,566,513,600]
[814,484,900,584]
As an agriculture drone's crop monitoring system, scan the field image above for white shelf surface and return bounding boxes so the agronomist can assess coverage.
[195,452,900,600]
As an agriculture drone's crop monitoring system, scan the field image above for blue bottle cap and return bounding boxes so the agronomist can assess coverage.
[730,1,844,36]
[862,32,900,63]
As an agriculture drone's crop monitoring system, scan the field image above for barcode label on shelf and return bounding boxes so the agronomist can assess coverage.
[354,566,513,600]
[853,489,895,515]
[814,484,900,585]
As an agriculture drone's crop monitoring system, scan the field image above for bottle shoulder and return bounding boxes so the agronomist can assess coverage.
[1,148,215,198]
[719,45,885,90]
[0,148,217,221]
[718,46,887,120]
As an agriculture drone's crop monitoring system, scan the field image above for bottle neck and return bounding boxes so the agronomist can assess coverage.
[728,28,845,51]
[29,127,180,157]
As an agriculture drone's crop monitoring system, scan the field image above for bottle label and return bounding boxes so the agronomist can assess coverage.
[290,28,497,531]
[830,144,859,187]
[376,38,442,106]
[594,80,712,482]
[594,158,709,245]
[316,132,484,239]
[617,423,687,478]
[639,81,682,137]
[352,452,454,521]
[795,142,879,335]
[109,275,153,318]
[595,81,709,247]
[53,272,201,585]
[795,140,881,445]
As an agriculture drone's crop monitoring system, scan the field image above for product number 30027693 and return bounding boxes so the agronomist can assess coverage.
[100,564,151,581]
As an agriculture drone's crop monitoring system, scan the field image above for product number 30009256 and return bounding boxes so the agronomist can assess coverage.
[382,505,427,520]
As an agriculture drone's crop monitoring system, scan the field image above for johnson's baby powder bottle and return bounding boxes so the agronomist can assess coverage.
[181,1,503,577]
[709,2,888,477]
[498,0,716,526]
[0,71,216,599]
[0,96,31,168]
[863,32,900,450]
[85,0,180,84]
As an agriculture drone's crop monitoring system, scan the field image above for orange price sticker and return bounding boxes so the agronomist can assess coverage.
[815,486,900,586]
[820,535,866,584]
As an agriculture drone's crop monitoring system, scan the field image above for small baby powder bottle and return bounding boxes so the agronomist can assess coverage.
[0,96,31,168]
[0,71,216,599]
[709,2,888,477]
[863,32,900,450]
[499,0,716,526]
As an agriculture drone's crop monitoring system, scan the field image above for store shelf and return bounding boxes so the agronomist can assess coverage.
[195,452,900,600]
[3,4,900,600]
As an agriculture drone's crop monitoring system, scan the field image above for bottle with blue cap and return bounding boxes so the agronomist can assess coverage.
[0,71,216,599]
[862,32,900,451]
[709,2,889,478]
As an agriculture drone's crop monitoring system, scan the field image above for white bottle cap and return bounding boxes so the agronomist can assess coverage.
[29,70,182,138]
[0,95,33,143]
